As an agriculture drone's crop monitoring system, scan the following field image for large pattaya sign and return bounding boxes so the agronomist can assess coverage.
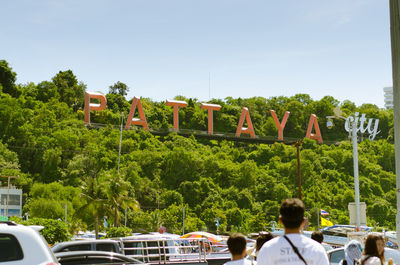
[84,91,379,144]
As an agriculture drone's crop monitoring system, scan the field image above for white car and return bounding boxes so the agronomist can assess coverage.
[0,221,59,265]
[327,247,400,265]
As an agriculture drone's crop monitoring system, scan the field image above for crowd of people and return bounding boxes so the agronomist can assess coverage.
[224,198,392,265]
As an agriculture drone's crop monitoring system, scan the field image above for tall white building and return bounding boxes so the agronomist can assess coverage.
[384,86,394,109]
[0,187,22,217]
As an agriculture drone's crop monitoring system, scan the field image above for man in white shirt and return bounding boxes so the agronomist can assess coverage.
[224,233,254,265]
[257,198,329,265]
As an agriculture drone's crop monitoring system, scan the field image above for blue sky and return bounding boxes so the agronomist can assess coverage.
[0,0,392,107]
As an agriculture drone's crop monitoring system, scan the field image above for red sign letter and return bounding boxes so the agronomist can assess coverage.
[270,110,290,141]
[236,107,255,138]
[125,96,149,131]
[305,114,323,143]
[201,103,221,135]
[166,99,188,131]
[84,91,107,125]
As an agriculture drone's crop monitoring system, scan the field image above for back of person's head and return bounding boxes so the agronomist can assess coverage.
[279,198,305,228]
[362,234,384,264]
[255,232,274,252]
[311,231,323,244]
[227,233,247,256]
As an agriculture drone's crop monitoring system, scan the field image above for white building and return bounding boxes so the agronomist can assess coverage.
[384,86,394,109]
[0,187,22,217]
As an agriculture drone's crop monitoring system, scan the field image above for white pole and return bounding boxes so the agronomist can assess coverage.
[182,207,185,235]
[6,177,10,218]
[352,120,361,228]
[389,0,400,245]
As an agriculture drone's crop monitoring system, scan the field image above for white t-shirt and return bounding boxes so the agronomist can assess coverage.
[362,256,381,265]
[257,233,329,265]
[224,258,255,265]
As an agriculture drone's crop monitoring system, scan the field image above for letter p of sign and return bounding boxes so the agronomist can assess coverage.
[84,91,107,125]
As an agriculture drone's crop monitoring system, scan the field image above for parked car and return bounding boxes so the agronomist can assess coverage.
[52,239,123,254]
[327,247,400,265]
[0,221,59,265]
[54,250,143,265]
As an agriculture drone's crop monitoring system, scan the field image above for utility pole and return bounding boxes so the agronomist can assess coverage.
[65,204,67,223]
[117,113,124,174]
[0,175,19,217]
[293,141,302,200]
[389,0,400,244]
[125,208,127,227]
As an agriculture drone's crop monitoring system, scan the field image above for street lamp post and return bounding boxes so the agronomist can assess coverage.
[326,113,370,229]
[327,112,379,229]
[351,118,361,229]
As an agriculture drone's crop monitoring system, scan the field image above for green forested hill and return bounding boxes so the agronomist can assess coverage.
[0,60,396,234]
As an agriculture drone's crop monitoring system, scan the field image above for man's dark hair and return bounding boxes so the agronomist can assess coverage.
[311,231,324,243]
[256,232,274,251]
[227,233,247,255]
[279,198,305,228]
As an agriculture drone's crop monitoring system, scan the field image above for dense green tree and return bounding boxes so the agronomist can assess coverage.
[52,70,85,111]
[0,60,19,97]
[0,60,398,233]
[36,81,60,102]
[109,81,129,97]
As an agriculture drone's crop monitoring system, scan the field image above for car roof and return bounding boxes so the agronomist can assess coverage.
[55,239,119,246]
[54,250,143,262]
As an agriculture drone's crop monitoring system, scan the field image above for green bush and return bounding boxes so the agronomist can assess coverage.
[9,216,71,245]
[106,226,132,238]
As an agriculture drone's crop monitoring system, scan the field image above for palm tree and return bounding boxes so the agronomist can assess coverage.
[78,175,106,239]
[103,170,139,227]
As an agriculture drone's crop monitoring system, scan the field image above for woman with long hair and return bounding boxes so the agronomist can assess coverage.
[360,234,385,265]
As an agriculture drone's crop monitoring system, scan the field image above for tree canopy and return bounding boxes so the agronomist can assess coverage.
[0,60,396,238]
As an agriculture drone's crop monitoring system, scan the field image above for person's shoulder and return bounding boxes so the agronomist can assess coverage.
[223,260,235,265]
[224,260,240,265]
[244,258,255,265]
[363,256,381,265]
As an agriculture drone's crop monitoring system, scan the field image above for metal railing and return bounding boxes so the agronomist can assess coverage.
[120,237,226,264]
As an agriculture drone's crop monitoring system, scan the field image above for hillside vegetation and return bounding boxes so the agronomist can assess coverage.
[0,60,396,235]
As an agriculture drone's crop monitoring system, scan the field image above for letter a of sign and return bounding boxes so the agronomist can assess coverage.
[305,114,323,143]
[125,96,149,131]
[236,107,255,138]
[270,110,290,141]
[85,91,107,125]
